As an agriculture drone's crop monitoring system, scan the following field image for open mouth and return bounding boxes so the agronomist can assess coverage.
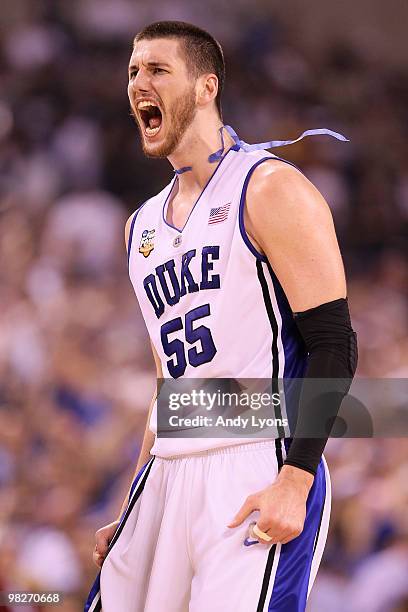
[137,100,163,137]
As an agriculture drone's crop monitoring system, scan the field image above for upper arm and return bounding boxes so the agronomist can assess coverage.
[245,161,346,312]
[125,211,163,377]
[125,211,137,255]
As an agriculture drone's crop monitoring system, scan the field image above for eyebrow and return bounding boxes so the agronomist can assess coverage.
[128,61,171,73]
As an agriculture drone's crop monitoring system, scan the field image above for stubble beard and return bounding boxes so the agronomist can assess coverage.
[134,86,197,159]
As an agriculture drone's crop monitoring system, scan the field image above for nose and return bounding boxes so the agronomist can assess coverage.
[130,67,151,94]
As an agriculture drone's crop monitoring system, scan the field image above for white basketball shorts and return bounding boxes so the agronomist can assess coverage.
[85,440,331,612]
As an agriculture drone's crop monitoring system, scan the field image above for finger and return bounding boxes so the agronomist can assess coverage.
[93,551,105,568]
[257,535,274,545]
[95,532,109,557]
[259,527,289,545]
[256,516,274,534]
[250,522,276,545]
[228,495,258,528]
[252,523,273,541]
[254,523,284,545]
[249,523,275,546]
[257,516,299,544]
[256,517,286,543]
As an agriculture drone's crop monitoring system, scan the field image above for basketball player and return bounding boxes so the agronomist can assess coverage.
[85,21,357,612]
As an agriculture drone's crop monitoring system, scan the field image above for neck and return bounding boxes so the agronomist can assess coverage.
[168,115,234,193]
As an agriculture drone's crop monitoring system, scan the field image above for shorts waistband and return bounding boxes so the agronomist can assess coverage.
[155,440,281,462]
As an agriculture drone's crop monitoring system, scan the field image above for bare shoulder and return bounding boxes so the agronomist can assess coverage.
[244,159,345,309]
[246,159,330,225]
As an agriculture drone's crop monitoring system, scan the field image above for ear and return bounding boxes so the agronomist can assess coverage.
[196,73,219,108]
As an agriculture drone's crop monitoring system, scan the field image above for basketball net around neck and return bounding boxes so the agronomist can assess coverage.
[173,124,349,175]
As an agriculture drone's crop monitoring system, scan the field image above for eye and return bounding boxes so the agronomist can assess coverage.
[129,69,138,80]
[152,67,167,75]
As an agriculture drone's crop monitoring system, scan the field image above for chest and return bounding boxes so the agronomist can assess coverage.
[130,187,240,322]
[166,190,200,232]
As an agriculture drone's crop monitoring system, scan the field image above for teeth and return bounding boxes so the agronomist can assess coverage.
[145,126,160,136]
[137,100,158,109]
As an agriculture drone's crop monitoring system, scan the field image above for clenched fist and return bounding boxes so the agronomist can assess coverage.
[93,520,120,568]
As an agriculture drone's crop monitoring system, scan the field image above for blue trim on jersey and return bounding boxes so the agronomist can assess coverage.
[84,574,101,612]
[126,460,150,512]
[238,155,301,262]
[266,459,326,611]
[266,262,307,380]
[239,154,308,378]
[239,157,269,261]
[84,459,154,612]
[162,145,240,233]
[127,212,137,265]
[160,175,178,231]
[264,261,307,434]
[127,200,149,266]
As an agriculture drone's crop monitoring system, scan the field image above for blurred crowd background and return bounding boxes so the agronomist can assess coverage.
[0,1,407,611]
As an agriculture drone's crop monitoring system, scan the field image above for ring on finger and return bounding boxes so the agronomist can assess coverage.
[252,523,273,542]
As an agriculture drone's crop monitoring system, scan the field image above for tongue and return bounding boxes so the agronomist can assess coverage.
[148,116,161,129]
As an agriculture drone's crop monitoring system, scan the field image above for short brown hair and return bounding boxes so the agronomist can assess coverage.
[134,21,225,118]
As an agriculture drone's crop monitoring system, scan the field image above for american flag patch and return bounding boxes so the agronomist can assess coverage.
[208,203,231,225]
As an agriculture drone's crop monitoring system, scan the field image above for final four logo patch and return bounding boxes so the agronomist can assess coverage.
[139,229,155,257]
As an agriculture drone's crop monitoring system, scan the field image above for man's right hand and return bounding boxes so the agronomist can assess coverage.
[93,520,120,568]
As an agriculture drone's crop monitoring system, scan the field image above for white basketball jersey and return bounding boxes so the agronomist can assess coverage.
[127,147,307,457]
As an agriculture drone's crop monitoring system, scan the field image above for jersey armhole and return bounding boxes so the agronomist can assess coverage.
[127,212,138,265]
[238,155,302,262]
[127,200,148,266]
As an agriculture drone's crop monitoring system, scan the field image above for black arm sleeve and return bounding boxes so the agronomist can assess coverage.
[283,297,358,476]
